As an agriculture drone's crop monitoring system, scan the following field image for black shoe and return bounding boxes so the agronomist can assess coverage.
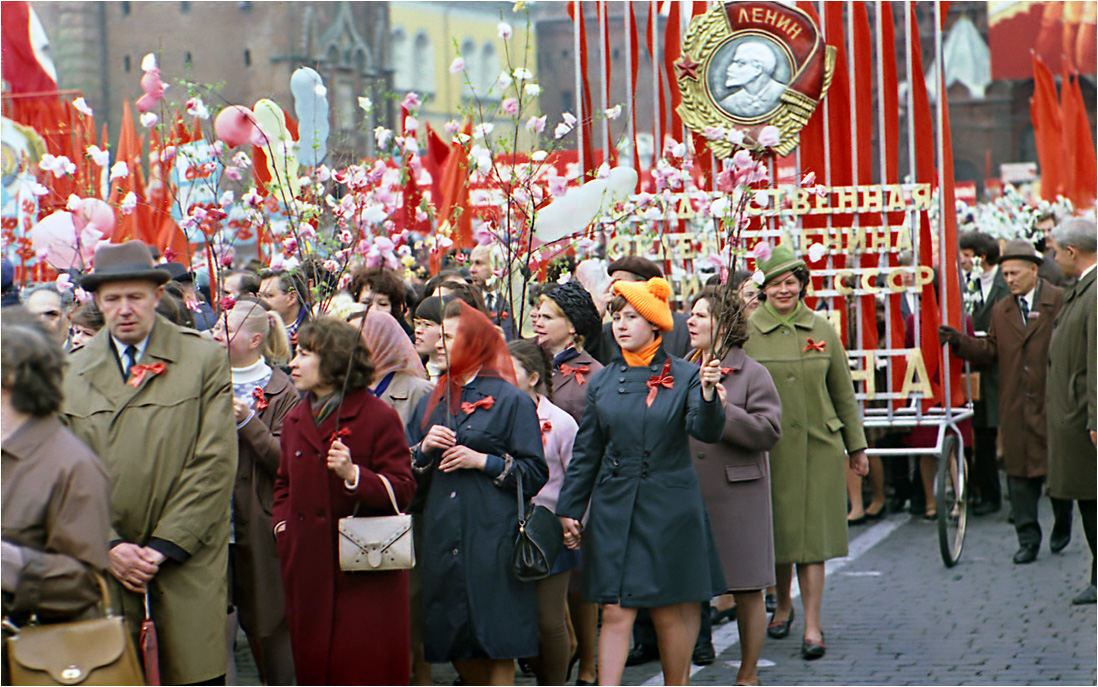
[801,633,826,660]
[972,500,1001,516]
[847,515,867,526]
[1071,584,1097,605]
[767,607,794,639]
[625,643,659,667]
[710,605,737,625]
[1051,529,1071,553]
[576,680,596,686]
[517,658,534,676]
[764,593,777,613]
[1013,546,1039,564]
[887,496,907,513]
[692,641,716,666]
[865,504,887,521]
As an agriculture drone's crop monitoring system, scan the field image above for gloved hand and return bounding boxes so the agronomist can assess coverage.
[937,325,961,346]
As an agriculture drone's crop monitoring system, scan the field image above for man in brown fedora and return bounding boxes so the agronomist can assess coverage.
[939,239,1071,565]
[61,240,237,685]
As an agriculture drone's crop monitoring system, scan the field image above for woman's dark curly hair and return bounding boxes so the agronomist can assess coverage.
[295,316,375,392]
[1,307,66,416]
[690,285,749,351]
[757,265,810,302]
[349,266,408,316]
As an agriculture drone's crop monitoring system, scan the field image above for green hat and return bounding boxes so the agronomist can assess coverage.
[757,244,806,287]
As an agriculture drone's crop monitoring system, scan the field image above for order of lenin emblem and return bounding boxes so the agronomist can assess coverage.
[677,1,836,157]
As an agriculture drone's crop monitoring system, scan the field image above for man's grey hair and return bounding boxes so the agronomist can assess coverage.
[21,283,75,309]
[1051,217,1097,255]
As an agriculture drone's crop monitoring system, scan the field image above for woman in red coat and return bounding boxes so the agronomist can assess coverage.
[272,316,417,685]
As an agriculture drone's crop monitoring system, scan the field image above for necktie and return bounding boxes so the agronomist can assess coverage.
[123,345,138,379]
[1018,297,1029,325]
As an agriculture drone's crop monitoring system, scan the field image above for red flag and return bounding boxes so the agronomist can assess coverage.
[663,1,683,139]
[436,120,474,254]
[627,1,641,190]
[0,1,56,93]
[823,3,853,347]
[109,101,156,246]
[852,2,879,355]
[567,1,597,179]
[1031,54,1063,201]
[1061,61,1097,209]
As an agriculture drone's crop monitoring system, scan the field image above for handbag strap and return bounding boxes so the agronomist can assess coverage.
[378,474,401,515]
[515,474,526,528]
[5,573,115,632]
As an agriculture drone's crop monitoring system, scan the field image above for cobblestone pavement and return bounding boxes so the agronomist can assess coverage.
[233,495,1097,686]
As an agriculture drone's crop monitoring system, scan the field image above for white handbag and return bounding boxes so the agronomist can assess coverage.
[337,474,414,572]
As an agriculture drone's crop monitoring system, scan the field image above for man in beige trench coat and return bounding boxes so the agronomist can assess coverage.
[61,241,238,684]
[1046,218,1097,605]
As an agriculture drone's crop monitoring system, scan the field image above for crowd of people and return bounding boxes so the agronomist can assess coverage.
[1,214,1094,687]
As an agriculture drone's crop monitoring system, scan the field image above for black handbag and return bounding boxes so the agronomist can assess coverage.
[512,477,564,582]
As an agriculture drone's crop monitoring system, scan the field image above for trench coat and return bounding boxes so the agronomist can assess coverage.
[953,280,1062,478]
[232,367,299,640]
[556,346,727,607]
[743,303,867,564]
[689,348,782,592]
[61,316,237,686]
[551,349,604,425]
[968,267,1011,428]
[2,415,111,622]
[406,376,548,662]
[377,371,434,426]
[1047,267,1097,500]
[273,388,416,685]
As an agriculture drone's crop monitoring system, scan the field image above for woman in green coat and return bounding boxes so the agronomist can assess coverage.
[742,246,868,661]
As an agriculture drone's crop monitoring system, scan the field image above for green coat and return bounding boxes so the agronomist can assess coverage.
[744,303,867,564]
[61,317,237,685]
[1047,268,1097,500]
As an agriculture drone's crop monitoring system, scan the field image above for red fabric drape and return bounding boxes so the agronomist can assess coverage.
[663,1,683,140]
[852,2,879,355]
[567,1,597,180]
[627,1,641,191]
[0,1,56,94]
[823,3,852,347]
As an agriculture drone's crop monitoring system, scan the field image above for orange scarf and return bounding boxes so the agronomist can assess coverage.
[622,336,662,367]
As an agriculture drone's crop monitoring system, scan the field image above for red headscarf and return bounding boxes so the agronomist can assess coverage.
[423,301,515,421]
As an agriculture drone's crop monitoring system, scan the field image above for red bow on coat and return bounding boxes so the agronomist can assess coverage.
[128,363,166,388]
[328,427,351,445]
[559,364,590,385]
[252,387,269,411]
[460,396,495,415]
[541,420,552,447]
[720,366,734,376]
[645,360,674,408]
[803,338,826,353]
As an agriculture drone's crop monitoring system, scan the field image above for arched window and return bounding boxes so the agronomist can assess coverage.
[460,38,477,97]
[479,42,500,97]
[390,27,412,90]
[412,32,434,93]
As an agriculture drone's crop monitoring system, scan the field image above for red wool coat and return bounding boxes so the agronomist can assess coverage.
[272,388,416,686]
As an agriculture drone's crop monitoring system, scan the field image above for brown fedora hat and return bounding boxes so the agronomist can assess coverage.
[998,239,1044,266]
[81,240,171,291]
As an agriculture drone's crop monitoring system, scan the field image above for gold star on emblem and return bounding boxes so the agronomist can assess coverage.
[675,54,702,81]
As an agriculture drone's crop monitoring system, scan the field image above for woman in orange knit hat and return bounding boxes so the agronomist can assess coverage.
[556,277,726,686]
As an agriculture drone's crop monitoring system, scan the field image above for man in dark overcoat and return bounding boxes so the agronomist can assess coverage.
[941,240,1069,565]
[1046,218,1097,605]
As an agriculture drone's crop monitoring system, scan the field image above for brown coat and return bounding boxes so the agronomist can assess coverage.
[377,371,434,426]
[551,350,603,425]
[689,348,782,592]
[2,415,111,622]
[954,280,1063,478]
[232,368,299,638]
[1047,267,1097,500]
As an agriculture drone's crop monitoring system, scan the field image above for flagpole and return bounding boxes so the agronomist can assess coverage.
[574,0,585,174]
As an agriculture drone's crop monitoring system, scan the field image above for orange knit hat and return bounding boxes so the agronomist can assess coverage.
[612,277,675,332]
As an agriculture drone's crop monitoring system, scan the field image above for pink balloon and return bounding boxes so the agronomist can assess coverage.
[71,198,115,239]
[215,106,261,148]
[30,211,79,270]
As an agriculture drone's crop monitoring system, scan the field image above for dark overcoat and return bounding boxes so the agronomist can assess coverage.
[967,268,1011,427]
[232,368,299,638]
[953,280,1063,478]
[689,348,782,592]
[556,346,727,607]
[406,376,548,662]
[273,388,416,686]
[551,349,604,425]
[1047,267,1097,500]
[743,304,867,564]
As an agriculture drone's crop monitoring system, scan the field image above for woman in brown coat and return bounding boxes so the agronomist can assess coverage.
[212,301,300,685]
[687,287,782,686]
[2,309,112,641]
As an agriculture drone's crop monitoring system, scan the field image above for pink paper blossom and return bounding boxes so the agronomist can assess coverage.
[757,125,781,147]
[444,120,461,135]
[502,98,519,116]
[401,92,421,110]
[55,273,73,291]
[449,58,465,74]
[801,171,816,187]
[72,98,93,116]
[750,242,773,263]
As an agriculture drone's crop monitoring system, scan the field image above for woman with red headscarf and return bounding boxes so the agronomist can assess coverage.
[406,300,549,686]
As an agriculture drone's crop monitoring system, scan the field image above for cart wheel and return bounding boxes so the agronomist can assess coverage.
[936,434,967,567]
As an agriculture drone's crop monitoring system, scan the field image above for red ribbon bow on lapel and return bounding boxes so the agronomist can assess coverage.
[460,396,495,415]
[803,338,827,353]
[645,360,674,408]
[560,364,590,385]
[127,363,166,389]
[720,366,734,376]
[541,420,552,446]
[328,427,351,445]
[252,387,269,411]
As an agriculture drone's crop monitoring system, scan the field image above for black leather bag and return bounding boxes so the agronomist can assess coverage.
[512,478,563,582]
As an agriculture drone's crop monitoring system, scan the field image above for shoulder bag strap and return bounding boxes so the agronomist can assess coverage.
[378,473,401,515]
[516,473,526,528]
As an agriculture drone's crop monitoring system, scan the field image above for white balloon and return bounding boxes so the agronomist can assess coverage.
[533,167,639,243]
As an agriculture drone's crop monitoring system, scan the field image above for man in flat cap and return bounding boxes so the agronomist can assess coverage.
[61,240,237,684]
